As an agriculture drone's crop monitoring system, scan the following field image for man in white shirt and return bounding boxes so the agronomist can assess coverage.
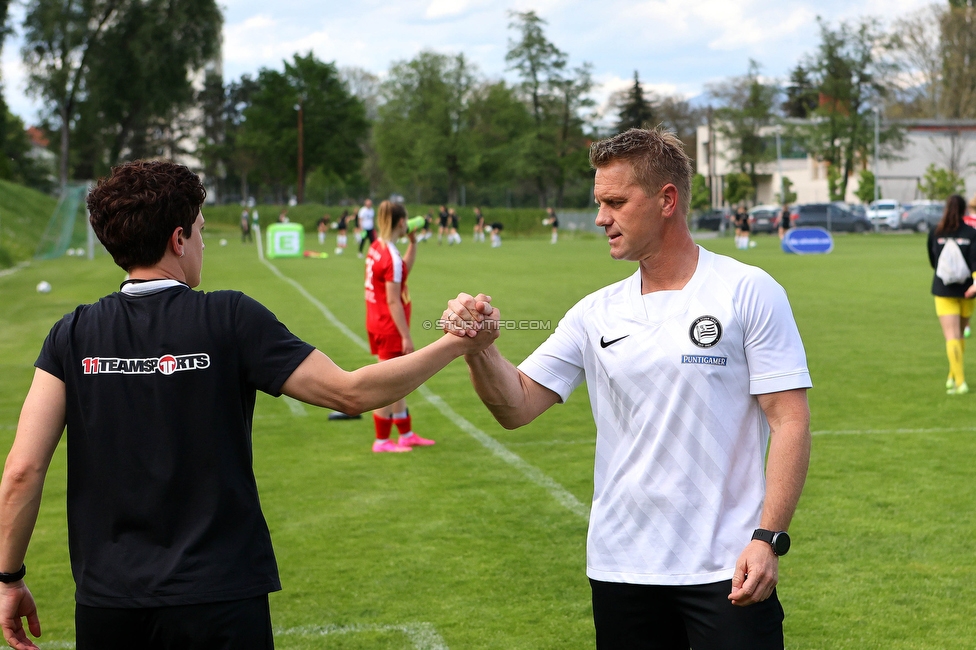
[444,128,811,649]
[358,199,375,258]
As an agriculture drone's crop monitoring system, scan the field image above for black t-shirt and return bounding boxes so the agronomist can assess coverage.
[35,284,314,607]
[928,225,976,297]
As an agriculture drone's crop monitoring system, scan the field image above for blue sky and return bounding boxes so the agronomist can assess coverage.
[3,0,931,125]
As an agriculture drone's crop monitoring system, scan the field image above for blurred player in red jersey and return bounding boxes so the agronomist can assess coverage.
[364,201,436,452]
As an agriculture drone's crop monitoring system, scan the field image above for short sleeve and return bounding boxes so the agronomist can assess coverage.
[35,315,71,381]
[517,302,587,403]
[736,270,813,395]
[234,294,314,396]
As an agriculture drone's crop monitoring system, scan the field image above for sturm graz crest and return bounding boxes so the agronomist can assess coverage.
[689,316,722,348]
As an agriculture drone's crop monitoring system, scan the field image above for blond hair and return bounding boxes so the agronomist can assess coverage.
[589,128,692,217]
[376,200,407,242]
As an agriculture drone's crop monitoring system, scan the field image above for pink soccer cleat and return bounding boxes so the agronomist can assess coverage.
[372,439,412,453]
[398,433,435,447]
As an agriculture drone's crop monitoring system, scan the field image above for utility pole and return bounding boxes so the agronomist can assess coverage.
[873,107,880,203]
[775,126,784,203]
[295,101,305,204]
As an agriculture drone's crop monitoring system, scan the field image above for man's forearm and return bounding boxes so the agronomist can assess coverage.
[0,471,45,573]
[0,370,66,572]
[464,345,537,429]
[758,391,811,531]
[284,332,494,414]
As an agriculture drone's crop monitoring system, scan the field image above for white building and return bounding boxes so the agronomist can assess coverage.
[696,120,976,207]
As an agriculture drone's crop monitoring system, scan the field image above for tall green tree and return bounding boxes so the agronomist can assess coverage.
[506,10,593,207]
[940,1,976,118]
[22,0,122,187]
[709,60,777,202]
[0,0,13,159]
[81,0,221,170]
[782,65,818,118]
[466,81,533,203]
[805,18,902,201]
[614,71,655,132]
[239,53,367,203]
[374,50,475,204]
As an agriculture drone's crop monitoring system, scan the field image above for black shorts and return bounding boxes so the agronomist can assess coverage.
[75,594,274,650]
[439,217,449,228]
[590,579,784,650]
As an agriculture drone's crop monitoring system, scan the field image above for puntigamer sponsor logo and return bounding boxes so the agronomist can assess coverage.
[681,354,728,366]
[81,354,211,375]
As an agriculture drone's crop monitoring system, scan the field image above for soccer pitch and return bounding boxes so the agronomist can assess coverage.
[2,229,975,649]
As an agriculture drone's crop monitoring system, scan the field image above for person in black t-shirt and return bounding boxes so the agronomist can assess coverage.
[0,160,498,650]
[928,194,976,395]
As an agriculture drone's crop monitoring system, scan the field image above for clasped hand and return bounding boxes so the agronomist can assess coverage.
[442,293,499,343]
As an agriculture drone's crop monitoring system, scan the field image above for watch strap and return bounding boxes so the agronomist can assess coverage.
[0,564,26,583]
[752,528,775,544]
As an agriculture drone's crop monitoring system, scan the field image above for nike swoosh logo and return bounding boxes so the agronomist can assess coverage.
[600,335,629,348]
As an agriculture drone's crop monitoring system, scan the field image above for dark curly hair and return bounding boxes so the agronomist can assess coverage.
[88,160,206,271]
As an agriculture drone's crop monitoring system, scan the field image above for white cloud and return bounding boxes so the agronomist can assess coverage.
[426,0,482,19]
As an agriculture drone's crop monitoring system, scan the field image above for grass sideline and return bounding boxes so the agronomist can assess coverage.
[203,203,579,238]
[1,230,975,648]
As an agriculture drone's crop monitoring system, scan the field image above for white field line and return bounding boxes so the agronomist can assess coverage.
[282,395,307,416]
[0,261,30,279]
[29,622,448,650]
[279,622,449,649]
[259,256,589,521]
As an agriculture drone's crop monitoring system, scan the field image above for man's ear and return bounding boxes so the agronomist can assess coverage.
[660,183,679,219]
[169,227,185,257]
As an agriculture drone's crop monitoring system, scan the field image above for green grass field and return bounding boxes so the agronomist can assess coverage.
[2,228,976,649]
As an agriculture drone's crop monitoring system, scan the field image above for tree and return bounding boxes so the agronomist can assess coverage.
[84,0,221,168]
[855,170,876,204]
[239,53,368,203]
[782,65,818,118]
[777,177,798,205]
[22,0,122,187]
[22,0,223,185]
[920,163,965,199]
[887,5,943,118]
[373,50,475,204]
[465,80,534,205]
[550,62,595,206]
[709,60,777,201]
[691,173,711,212]
[803,18,903,201]
[506,10,594,206]
[939,1,976,118]
[656,95,705,159]
[0,0,13,163]
[724,172,753,206]
[1,111,55,191]
[614,71,655,132]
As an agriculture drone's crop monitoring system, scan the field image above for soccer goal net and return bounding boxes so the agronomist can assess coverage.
[34,183,99,260]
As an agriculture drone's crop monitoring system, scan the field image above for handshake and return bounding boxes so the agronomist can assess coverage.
[441,293,500,342]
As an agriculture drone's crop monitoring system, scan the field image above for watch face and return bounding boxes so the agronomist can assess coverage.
[772,532,791,556]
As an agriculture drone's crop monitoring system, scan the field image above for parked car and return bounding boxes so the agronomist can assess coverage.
[748,205,782,234]
[867,199,902,229]
[791,203,873,232]
[694,208,732,231]
[899,201,943,232]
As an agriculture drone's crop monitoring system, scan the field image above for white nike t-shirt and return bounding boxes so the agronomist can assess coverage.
[359,206,375,231]
[518,247,812,585]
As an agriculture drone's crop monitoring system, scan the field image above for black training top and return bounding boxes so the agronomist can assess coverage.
[35,284,314,608]
[928,224,976,297]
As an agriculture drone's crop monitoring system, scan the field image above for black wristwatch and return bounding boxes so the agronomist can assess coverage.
[752,529,791,556]
[0,564,26,583]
